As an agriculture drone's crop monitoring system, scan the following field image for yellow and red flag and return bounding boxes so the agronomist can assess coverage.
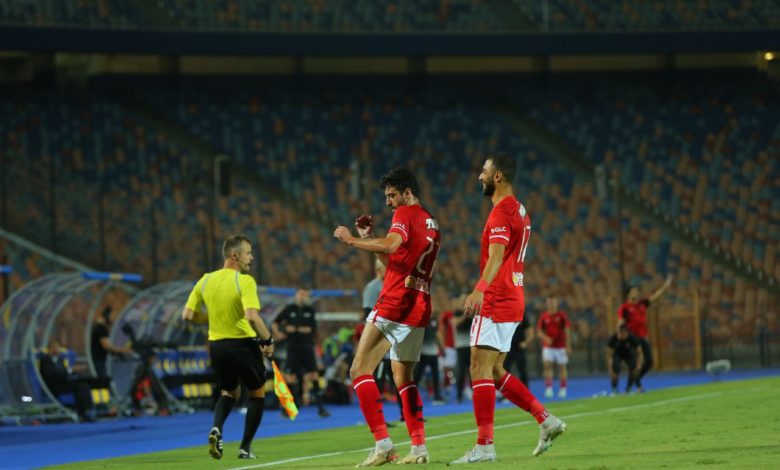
[272,360,298,420]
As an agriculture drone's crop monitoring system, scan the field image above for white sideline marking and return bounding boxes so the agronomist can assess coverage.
[227,389,749,469]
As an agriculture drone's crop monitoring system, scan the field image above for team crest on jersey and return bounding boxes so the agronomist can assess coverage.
[512,272,524,287]
[405,276,416,287]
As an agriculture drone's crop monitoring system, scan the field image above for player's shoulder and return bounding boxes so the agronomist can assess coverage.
[394,204,414,216]
[238,272,258,287]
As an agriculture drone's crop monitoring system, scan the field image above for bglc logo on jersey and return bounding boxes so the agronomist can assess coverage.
[392,222,407,231]
[426,218,439,230]
[512,272,524,287]
[491,226,508,234]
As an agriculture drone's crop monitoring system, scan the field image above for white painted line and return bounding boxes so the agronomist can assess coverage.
[227,388,754,470]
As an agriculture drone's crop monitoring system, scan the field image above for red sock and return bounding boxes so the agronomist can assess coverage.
[353,375,389,441]
[560,378,567,388]
[472,379,495,445]
[399,382,425,445]
[497,373,549,424]
[544,378,553,388]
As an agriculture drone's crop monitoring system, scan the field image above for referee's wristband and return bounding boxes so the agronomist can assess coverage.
[257,337,274,347]
[474,279,489,293]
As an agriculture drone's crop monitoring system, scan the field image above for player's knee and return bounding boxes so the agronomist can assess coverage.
[492,363,507,381]
[349,361,365,380]
[469,360,490,380]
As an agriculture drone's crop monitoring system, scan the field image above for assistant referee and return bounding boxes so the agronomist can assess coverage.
[182,235,274,461]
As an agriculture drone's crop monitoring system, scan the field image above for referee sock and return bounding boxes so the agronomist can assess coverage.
[212,395,236,433]
[472,379,495,445]
[398,382,425,445]
[353,375,389,442]
[497,372,549,424]
[240,397,265,451]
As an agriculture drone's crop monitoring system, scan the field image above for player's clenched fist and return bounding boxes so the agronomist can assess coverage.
[333,225,354,244]
[355,214,373,239]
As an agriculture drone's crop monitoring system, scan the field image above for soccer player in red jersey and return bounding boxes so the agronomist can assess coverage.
[537,296,572,398]
[334,167,441,466]
[617,275,673,392]
[451,155,566,465]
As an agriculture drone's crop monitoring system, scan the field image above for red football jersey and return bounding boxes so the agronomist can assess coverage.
[537,311,571,348]
[618,299,650,338]
[439,310,455,348]
[480,196,531,322]
[374,204,441,327]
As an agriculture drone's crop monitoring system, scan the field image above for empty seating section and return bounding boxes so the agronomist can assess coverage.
[2,1,776,31]
[2,75,776,345]
[1,91,204,281]
[512,0,779,31]
[0,0,144,29]
[156,0,502,32]
[523,73,780,281]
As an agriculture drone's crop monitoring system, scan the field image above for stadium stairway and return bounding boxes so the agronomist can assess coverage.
[497,108,780,296]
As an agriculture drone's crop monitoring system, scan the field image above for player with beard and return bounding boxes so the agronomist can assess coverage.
[334,167,441,466]
[451,155,566,465]
[182,235,274,461]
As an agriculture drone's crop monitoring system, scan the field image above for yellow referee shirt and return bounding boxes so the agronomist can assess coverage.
[185,269,260,341]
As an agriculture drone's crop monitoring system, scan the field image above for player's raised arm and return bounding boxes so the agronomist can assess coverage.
[648,274,674,303]
[334,225,403,255]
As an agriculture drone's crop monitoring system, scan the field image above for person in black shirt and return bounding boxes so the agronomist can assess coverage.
[607,324,644,394]
[90,307,132,377]
[39,340,94,422]
[273,289,329,418]
[503,313,534,387]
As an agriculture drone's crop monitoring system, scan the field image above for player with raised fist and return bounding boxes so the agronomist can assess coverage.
[334,167,441,466]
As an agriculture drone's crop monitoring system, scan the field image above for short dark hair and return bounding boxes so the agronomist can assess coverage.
[487,153,516,183]
[379,167,420,197]
[223,235,251,259]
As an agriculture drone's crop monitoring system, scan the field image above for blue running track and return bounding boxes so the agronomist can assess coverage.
[3,368,778,469]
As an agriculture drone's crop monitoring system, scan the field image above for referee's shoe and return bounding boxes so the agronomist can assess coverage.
[208,427,223,459]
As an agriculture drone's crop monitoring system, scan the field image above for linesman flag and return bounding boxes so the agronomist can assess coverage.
[272,360,299,420]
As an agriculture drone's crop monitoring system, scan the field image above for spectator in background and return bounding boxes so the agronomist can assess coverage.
[273,288,330,418]
[537,296,571,399]
[438,295,458,400]
[450,293,472,404]
[414,315,445,405]
[504,311,535,388]
[617,275,673,392]
[39,339,94,422]
[607,324,643,394]
[90,307,132,378]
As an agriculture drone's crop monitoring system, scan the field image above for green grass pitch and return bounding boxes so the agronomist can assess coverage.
[47,377,780,469]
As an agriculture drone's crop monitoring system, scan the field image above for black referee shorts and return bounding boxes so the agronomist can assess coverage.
[209,338,266,392]
[285,347,318,376]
